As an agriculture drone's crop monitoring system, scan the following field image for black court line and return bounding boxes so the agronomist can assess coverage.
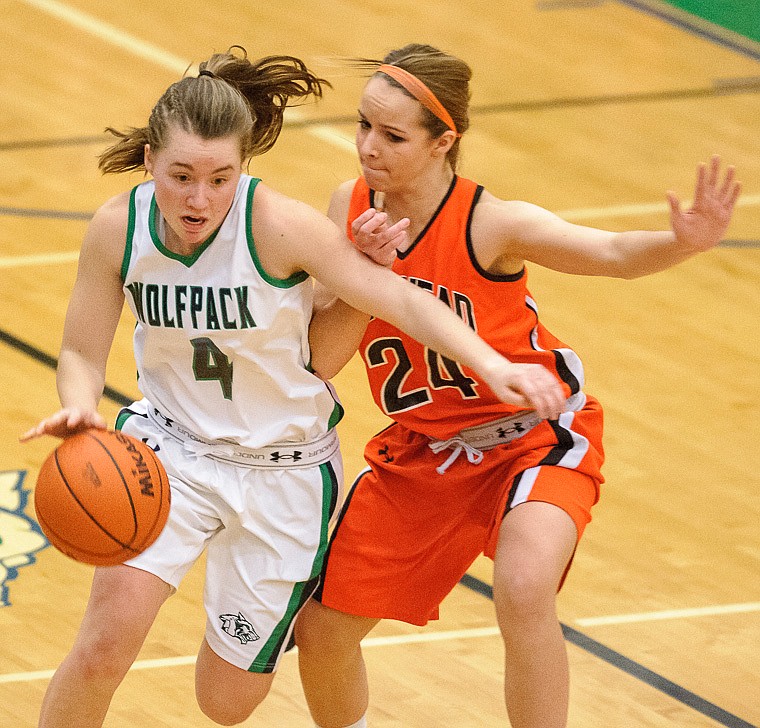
[2,328,756,727]
[617,0,760,62]
[459,573,757,728]
[0,206,92,221]
[0,75,758,155]
[0,328,132,407]
[1,205,755,248]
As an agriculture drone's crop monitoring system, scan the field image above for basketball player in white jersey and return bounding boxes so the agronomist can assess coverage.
[21,47,568,727]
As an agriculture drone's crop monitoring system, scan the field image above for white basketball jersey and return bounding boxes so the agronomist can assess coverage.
[121,175,342,448]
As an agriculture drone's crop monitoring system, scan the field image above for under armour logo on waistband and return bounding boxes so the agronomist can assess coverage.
[269,451,303,462]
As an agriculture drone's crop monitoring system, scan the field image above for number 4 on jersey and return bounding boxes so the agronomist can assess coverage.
[191,337,233,399]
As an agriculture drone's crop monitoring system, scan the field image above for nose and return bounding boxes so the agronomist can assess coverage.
[357,128,379,158]
[186,183,209,209]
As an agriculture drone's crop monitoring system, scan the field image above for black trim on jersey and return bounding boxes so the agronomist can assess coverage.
[552,351,581,395]
[466,186,526,283]
[524,297,581,395]
[502,420,575,518]
[540,420,576,466]
[311,464,371,603]
[391,175,458,260]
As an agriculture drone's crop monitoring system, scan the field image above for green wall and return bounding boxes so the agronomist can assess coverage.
[663,1,760,43]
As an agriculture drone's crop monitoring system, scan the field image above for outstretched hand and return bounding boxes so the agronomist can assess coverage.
[351,208,410,267]
[19,407,107,443]
[667,155,741,252]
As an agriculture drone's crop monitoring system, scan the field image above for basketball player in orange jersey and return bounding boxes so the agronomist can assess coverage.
[294,44,741,728]
[20,47,569,728]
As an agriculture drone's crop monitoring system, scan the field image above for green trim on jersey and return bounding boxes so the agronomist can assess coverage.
[148,196,220,266]
[246,460,339,672]
[327,400,344,429]
[245,177,310,289]
[121,186,139,283]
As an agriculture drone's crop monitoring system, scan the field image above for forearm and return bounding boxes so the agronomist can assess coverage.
[56,348,107,411]
[609,229,701,279]
[309,297,371,380]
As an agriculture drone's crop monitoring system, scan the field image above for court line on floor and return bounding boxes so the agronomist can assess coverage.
[459,574,757,728]
[617,0,760,62]
[576,601,760,627]
[1,192,757,270]
[0,627,504,684]
[1,334,757,727]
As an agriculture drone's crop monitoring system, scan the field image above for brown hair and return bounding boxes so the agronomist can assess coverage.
[98,46,330,174]
[350,43,471,171]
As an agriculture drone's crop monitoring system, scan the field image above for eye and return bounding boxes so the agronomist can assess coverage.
[387,132,404,143]
[357,118,370,130]
[174,174,190,183]
[212,177,229,186]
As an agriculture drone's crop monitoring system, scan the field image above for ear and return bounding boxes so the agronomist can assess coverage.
[432,130,457,157]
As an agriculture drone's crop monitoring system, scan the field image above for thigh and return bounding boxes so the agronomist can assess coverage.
[73,565,172,658]
[296,597,379,648]
[203,454,343,672]
[493,501,578,600]
[317,426,495,626]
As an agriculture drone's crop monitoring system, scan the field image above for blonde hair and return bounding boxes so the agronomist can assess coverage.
[99,46,330,174]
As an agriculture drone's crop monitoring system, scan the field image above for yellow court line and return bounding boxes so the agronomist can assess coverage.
[2,192,758,270]
[560,193,760,222]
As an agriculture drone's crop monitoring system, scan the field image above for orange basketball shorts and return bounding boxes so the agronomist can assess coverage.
[316,395,604,626]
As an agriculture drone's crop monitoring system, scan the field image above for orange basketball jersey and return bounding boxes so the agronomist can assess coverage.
[347,176,586,440]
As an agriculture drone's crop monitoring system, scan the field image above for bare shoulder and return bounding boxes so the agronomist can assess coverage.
[80,190,132,263]
[249,181,342,278]
[470,190,560,274]
[473,189,554,233]
[251,181,334,237]
[327,178,358,226]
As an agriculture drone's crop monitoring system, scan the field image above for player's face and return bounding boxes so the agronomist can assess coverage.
[356,77,447,192]
[144,126,242,253]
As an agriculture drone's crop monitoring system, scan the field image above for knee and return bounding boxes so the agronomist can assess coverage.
[493,565,557,624]
[69,633,135,684]
[295,599,362,657]
[197,689,263,726]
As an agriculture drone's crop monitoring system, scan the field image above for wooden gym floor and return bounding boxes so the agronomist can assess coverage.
[0,0,758,726]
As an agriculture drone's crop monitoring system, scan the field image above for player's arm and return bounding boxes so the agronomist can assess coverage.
[271,196,565,420]
[21,195,129,441]
[308,182,408,380]
[478,156,740,279]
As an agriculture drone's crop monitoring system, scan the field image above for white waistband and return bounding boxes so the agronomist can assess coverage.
[147,406,339,469]
[429,391,586,474]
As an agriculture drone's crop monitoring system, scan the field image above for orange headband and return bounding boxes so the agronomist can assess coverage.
[377,64,461,137]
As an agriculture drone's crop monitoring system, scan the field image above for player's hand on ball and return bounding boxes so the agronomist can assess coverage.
[20,407,107,442]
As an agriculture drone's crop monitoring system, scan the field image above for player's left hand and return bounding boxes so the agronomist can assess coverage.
[667,155,741,252]
[352,208,410,267]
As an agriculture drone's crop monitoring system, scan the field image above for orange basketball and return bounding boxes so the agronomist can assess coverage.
[34,428,170,566]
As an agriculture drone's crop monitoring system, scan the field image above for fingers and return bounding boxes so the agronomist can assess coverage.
[352,209,409,266]
[19,409,106,443]
[666,191,681,216]
[493,363,567,421]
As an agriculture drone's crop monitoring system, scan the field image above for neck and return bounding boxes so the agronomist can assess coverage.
[380,167,455,232]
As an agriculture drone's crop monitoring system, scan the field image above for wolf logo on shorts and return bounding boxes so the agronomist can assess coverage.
[219,612,259,644]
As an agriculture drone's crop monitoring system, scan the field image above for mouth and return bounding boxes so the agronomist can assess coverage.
[181,214,208,230]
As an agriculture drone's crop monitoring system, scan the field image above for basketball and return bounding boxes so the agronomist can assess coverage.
[34,429,170,566]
